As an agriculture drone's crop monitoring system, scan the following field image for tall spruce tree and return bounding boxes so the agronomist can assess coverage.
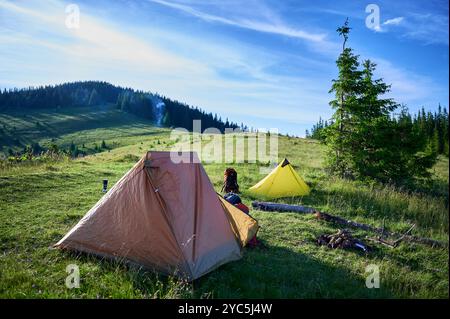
[325,20,438,184]
[326,18,363,176]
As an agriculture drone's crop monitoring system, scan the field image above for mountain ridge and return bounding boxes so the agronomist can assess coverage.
[0,81,245,133]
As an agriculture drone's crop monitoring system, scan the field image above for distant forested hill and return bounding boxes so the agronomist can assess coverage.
[0,81,244,132]
[307,105,449,157]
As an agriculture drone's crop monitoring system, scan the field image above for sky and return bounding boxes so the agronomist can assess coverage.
[0,0,448,136]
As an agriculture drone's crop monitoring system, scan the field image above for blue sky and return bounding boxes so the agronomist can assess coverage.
[0,0,448,135]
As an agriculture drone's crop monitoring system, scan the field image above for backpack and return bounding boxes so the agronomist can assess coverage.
[224,192,241,205]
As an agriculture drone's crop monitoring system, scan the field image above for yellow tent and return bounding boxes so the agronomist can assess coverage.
[249,158,310,198]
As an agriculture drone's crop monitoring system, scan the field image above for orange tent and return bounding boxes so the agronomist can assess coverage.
[54,151,258,280]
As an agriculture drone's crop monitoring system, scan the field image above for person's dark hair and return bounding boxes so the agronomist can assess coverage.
[221,168,240,193]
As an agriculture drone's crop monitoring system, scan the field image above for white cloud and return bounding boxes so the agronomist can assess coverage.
[383,17,404,26]
[0,0,210,77]
[374,11,448,46]
[401,13,449,45]
[149,0,326,43]
[371,17,404,32]
[148,0,342,57]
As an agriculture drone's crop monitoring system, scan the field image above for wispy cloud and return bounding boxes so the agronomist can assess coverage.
[401,12,449,45]
[379,13,449,46]
[383,17,404,26]
[149,0,326,43]
[372,16,404,33]
[0,0,209,79]
[372,58,440,105]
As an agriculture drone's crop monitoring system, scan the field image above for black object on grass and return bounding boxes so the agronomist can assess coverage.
[102,179,108,193]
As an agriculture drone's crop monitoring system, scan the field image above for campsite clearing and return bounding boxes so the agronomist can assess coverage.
[0,111,448,298]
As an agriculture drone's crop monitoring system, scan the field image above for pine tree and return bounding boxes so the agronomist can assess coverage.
[326,19,363,176]
[324,20,438,183]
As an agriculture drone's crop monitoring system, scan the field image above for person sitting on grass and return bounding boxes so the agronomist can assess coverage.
[221,167,260,247]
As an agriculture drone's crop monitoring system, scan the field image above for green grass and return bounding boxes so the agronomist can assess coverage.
[0,108,448,298]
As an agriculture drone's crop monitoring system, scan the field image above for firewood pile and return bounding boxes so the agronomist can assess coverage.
[317,229,369,252]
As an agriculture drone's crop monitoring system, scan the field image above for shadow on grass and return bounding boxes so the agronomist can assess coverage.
[1,107,163,150]
[60,241,392,299]
[193,241,392,299]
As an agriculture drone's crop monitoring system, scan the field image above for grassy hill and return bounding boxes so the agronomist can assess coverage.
[0,107,448,298]
[0,105,169,157]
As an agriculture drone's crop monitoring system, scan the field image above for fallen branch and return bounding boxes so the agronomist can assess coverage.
[366,237,397,248]
[367,224,417,248]
[252,201,315,213]
[393,224,416,246]
[251,201,448,248]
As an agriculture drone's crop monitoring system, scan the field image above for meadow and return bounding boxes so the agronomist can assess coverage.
[0,108,448,298]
